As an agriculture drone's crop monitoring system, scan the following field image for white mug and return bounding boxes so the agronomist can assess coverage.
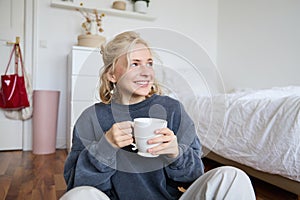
[132,118,167,157]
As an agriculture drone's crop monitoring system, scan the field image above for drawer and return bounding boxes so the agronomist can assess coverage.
[71,75,100,101]
[71,49,103,76]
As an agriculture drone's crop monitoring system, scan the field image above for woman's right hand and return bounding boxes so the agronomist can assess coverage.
[105,121,134,148]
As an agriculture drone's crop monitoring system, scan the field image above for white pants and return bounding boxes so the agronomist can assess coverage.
[60,166,256,200]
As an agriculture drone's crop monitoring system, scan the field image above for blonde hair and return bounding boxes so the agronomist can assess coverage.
[99,31,161,104]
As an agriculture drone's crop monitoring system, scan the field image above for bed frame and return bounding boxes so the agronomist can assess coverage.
[204,150,300,199]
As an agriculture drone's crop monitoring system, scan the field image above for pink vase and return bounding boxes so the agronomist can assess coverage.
[32,90,60,155]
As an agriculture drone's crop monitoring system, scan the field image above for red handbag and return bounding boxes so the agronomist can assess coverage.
[0,43,30,110]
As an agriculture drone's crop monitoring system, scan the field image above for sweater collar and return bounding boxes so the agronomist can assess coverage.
[111,94,158,111]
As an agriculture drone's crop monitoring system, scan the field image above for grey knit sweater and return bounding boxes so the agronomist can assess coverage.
[64,94,204,200]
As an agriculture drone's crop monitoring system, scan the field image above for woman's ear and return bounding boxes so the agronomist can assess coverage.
[107,71,117,83]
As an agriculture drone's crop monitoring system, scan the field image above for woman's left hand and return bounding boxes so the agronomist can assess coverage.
[147,128,179,158]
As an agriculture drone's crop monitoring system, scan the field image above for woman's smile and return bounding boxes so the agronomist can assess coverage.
[134,80,151,87]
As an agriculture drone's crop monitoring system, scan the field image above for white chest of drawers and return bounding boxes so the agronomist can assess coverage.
[67,46,102,151]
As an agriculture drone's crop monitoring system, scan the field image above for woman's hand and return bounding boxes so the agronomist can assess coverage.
[105,121,134,148]
[147,128,179,158]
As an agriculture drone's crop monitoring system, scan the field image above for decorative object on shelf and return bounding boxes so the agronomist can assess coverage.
[77,34,106,48]
[51,1,156,20]
[76,3,106,48]
[112,1,126,11]
[131,0,149,14]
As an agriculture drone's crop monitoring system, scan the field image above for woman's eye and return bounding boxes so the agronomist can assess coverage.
[130,61,153,68]
[146,62,153,67]
[130,63,139,67]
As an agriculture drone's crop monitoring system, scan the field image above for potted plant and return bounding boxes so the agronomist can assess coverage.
[131,0,150,14]
[76,6,106,48]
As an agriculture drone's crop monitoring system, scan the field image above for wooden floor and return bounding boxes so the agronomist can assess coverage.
[0,150,298,200]
[0,150,67,200]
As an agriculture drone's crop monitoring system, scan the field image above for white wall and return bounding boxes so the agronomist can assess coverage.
[217,0,300,92]
[32,0,218,149]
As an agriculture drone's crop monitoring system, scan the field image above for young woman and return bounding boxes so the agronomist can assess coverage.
[61,31,255,200]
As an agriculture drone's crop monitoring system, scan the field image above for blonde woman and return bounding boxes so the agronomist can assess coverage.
[61,31,255,200]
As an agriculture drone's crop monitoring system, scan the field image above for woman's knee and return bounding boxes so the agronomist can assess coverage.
[180,166,255,200]
[208,166,255,199]
[214,166,249,178]
[60,186,110,200]
[207,166,252,185]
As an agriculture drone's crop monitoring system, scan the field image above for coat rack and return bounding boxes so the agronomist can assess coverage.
[6,36,20,45]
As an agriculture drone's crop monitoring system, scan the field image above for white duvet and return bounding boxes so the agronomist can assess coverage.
[182,86,300,182]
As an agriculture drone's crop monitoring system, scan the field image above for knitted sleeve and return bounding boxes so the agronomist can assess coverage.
[63,106,118,197]
[163,100,205,186]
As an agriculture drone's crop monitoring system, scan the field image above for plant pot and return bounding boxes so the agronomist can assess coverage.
[78,35,106,48]
[112,1,126,10]
[134,1,148,14]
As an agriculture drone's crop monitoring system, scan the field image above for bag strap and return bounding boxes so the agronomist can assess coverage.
[15,43,31,92]
[17,44,26,76]
[4,44,16,75]
[4,44,25,76]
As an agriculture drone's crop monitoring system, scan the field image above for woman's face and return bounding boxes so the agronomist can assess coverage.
[110,43,154,104]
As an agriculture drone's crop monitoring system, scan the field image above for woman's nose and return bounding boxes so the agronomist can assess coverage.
[139,65,152,76]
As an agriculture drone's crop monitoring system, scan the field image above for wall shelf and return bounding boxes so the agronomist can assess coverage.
[51,0,156,21]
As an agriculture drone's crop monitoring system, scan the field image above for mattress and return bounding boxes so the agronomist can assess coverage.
[182,86,300,182]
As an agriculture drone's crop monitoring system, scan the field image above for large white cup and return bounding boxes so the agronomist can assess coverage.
[133,118,167,157]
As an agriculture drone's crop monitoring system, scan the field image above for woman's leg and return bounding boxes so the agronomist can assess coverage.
[60,186,110,200]
[179,166,256,200]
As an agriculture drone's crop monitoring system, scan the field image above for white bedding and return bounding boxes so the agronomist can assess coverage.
[183,86,300,182]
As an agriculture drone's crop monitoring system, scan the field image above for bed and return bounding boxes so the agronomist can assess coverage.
[181,86,300,197]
